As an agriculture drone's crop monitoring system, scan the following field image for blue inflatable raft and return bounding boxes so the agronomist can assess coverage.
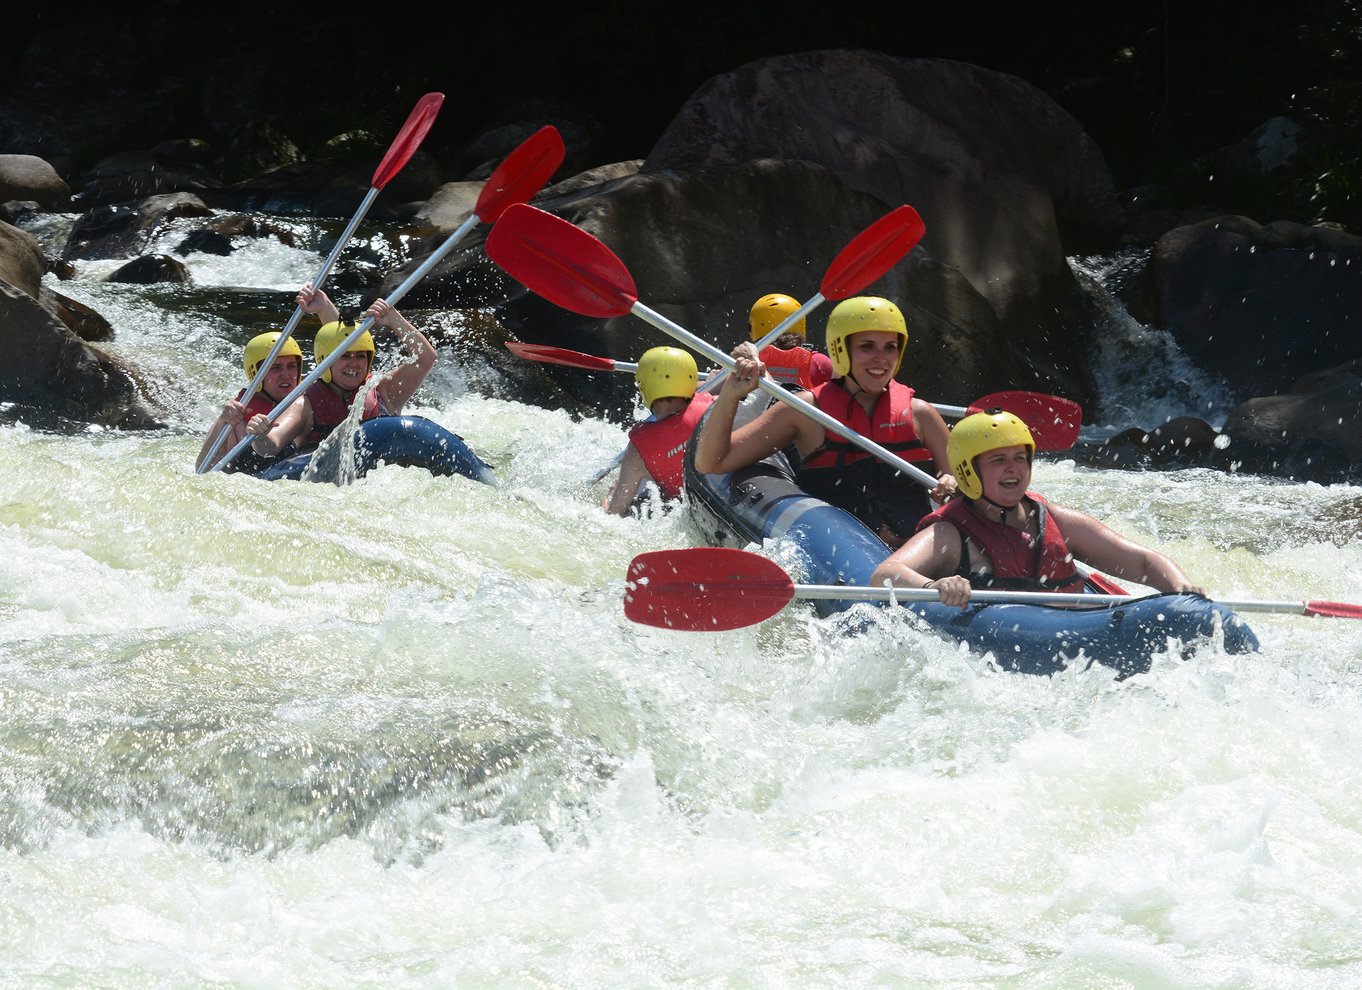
[257,415,496,486]
[682,405,1258,678]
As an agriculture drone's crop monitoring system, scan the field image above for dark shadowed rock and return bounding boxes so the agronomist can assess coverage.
[107,254,190,284]
[1092,416,1222,470]
[0,154,71,207]
[1220,360,1362,481]
[175,230,234,256]
[1121,218,1362,399]
[63,193,213,261]
[0,221,46,297]
[40,290,115,342]
[0,282,163,429]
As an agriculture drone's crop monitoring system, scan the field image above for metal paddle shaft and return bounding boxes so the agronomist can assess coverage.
[210,125,566,475]
[624,548,1362,632]
[503,342,1078,447]
[198,92,445,473]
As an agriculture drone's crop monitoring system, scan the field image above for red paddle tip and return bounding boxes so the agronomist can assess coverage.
[371,92,445,189]
[474,125,566,223]
[624,548,795,631]
[820,204,927,300]
[486,204,638,319]
[1303,599,1362,619]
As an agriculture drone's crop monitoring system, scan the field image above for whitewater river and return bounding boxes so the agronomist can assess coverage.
[2,215,1360,988]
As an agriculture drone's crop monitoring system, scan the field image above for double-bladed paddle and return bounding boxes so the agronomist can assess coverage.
[623,547,1362,632]
[503,341,1080,447]
[208,125,566,475]
[198,92,445,473]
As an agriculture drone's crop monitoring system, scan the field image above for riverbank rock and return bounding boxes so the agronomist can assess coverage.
[0,154,71,208]
[1219,361,1362,482]
[641,50,1123,406]
[1120,217,1362,399]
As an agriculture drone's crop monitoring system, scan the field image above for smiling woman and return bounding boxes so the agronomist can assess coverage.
[870,410,1208,606]
[693,295,956,546]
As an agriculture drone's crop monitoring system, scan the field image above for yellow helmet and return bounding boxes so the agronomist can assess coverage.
[243,332,302,391]
[749,293,805,341]
[635,346,697,408]
[948,411,1035,500]
[313,321,375,384]
[824,296,907,378]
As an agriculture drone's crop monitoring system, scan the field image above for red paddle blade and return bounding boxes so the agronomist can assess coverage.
[1303,600,1362,619]
[624,548,795,631]
[474,125,566,223]
[504,341,618,371]
[821,205,927,299]
[487,204,638,318]
[968,390,1083,451]
[371,92,444,189]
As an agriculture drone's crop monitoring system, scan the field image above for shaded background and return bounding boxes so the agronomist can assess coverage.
[3,0,1359,227]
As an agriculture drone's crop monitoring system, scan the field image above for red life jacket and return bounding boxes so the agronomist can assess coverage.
[302,378,386,448]
[757,344,832,390]
[793,379,936,539]
[628,393,715,499]
[917,492,1086,593]
[234,389,280,421]
[798,379,931,469]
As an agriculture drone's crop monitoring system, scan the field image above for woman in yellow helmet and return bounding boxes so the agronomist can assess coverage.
[604,345,714,516]
[194,330,305,474]
[259,284,437,456]
[747,293,833,391]
[695,295,955,547]
[871,410,1206,607]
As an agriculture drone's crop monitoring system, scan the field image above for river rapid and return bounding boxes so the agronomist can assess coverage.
[2,214,1361,989]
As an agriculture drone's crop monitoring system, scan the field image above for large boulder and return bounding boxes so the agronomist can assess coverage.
[388,52,1121,416]
[1219,360,1362,482]
[641,50,1124,403]
[0,220,163,428]
[386,158,1030,421]
[0,154,71,208]
[1121,217,1362,399]
[0,281,163,430]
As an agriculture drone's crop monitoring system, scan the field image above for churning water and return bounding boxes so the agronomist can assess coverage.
[2,215,1360,988]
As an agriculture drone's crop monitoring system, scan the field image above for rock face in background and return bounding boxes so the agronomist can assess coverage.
[1123,218,1362,398]
[389,53,1125,416]
[0,9,1358,478]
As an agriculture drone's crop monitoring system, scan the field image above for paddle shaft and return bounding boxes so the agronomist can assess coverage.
[209,211,481,473]
[783,584,1313,612]
[199,93,445,474]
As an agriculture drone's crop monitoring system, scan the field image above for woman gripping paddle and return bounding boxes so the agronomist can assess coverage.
[694,295,956,546]
[870,410,1206,607]
[193,332,305,475]
[258,285,437,457]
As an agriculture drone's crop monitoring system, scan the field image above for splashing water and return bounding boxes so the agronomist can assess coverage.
[2,211,1361,988]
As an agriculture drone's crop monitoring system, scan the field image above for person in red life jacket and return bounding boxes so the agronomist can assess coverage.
[694,295,955,547]
[265,285,437,454]
[194,331,304,474]
[604,346,715,516]
[747,292,832,391]
[870,410,1207,607]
